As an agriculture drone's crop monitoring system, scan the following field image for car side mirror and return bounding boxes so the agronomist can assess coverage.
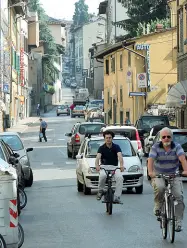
[26,148,33,152]
[14,153,20,158]
[65,133,72,137]
[76,154,83,159]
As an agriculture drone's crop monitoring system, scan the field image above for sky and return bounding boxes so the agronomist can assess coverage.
[40,0,102,20]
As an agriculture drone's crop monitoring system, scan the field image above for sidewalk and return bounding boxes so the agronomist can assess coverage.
[7,116,40,134]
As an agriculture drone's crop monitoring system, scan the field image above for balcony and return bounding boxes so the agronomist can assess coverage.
[27,12,39,49]
[11,0,27,15]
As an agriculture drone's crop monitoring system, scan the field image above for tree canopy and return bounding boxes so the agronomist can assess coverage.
[28,0,64,83]
[73,0,89,27]
[117,0,169,37]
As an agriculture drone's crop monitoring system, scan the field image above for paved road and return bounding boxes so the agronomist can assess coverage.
[19,88,187,248]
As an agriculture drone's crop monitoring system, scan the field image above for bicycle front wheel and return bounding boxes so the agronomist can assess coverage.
[106,188,113,215]
[0,234,7,248]
[161,201,167,239]
[167,196,175,243]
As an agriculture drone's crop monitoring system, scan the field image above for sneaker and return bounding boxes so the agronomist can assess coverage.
[154,206,160,216]
[97,191,103,200]
[113,196,121,203]
[175,220,182,232]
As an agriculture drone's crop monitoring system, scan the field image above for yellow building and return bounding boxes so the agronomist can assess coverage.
[95,27,177,125]
[166,0,187,128]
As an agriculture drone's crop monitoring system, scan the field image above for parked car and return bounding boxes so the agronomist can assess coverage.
[76,134,144,195]
[146,129,187,181]
[56,105,70,116]
[71,105,85,118]
[102,125,144,159]
[0,132,34,187]
[65,122,106,159]
[135,115,170,148]
[71,82,77,88]
[143,125,178,156]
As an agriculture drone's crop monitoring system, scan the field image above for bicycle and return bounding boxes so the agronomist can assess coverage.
[0,234,7,248]
[155,173,180,243]
[100,165,123,215]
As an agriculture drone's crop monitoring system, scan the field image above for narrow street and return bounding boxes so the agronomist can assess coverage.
[17,87,187,248]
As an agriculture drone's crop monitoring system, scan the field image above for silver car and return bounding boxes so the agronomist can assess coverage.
[56,105,70,116]
[0,132,34,187]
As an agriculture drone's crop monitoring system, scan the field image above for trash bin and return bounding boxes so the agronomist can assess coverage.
[0,159,18,248]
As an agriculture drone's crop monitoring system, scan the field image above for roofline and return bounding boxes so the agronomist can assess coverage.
[47,21,66,27]
[94,27,176,59]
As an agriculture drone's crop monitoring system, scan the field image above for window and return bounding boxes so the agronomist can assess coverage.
[120,88,123,103]
[105,59,109,74]
[108,91,110,104]
[120,111,123,125]
[120,54,123,69]
[78,124,105,134]
[111,56,115,72]
[0,135,24,151]
[128,51,131,66]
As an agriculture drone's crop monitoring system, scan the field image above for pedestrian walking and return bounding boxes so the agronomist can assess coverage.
[39,118,47,142]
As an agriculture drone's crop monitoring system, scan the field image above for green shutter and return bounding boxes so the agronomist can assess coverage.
[14,51,16,69]
[16,55,20,74]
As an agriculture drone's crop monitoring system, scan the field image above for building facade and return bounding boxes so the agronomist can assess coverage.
[95,27,177,124]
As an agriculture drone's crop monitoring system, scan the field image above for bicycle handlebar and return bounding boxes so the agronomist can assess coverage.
[155,172,180,179]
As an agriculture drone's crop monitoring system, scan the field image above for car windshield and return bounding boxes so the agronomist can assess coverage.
[74,106,85,110]
[86,139,136,158]
[0,146,5,160]
[141,117,168,129]
[173,132,187,151]
[104,129,136,140]
[0,135,24,151]
[79,124,105,134]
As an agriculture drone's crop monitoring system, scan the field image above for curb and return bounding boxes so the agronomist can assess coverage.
[21,118,39,134]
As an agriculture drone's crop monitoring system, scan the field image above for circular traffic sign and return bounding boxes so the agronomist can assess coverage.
[181,95,186,100]
[127,71,131,77]
[138,73,145,80]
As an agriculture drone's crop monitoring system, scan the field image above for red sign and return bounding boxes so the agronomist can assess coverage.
[20,48,24,86]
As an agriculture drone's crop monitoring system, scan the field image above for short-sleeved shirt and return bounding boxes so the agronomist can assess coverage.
[149,141,185,173]
[97,143,122,166]
[40,121,47,129]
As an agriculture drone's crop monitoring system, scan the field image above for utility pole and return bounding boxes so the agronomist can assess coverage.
[114,0,117,42]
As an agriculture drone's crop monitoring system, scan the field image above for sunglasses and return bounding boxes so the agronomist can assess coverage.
[162,136,171,139]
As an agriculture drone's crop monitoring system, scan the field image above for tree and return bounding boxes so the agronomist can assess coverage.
[117,0,169,37]
[73,0,89,26]
[28,0,64,83]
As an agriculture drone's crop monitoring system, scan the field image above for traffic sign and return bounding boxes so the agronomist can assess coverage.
[126,69,132,83]
[180,94,186,105]
[137,73,147,88]
[3,84,9,93]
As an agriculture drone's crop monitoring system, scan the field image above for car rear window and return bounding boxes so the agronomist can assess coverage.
[141,117,169,129]
[173,132,187,151]
[79,124,105,134]
[86,139,136,157]
[106,129,136,140]
[74,106,85,110]
[0,135,24,151]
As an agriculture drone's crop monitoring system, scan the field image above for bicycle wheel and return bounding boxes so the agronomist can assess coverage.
[167,196,175,243]
[0,234,7,248]
[107,188,113,215]
[18,223,24,248]
[19,188,27,210]
[160,201,167,239]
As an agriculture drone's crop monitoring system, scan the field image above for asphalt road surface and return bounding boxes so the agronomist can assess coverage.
[19,87,187,248]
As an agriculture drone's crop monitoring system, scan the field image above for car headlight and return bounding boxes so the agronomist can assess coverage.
[88,167,97,174]
[19,156,29,166]
[128,165,141,172]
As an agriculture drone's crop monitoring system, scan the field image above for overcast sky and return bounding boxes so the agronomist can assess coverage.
[40,0,101,20]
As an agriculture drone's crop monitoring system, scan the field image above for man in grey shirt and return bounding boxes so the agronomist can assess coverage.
[39,118,48,142]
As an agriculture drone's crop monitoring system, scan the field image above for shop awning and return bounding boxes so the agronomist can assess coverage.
[166,80,187,108]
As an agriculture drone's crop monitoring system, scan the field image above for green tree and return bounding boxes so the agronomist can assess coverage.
[28,0,64,83]
[73,0,89,26]
[117,0,169,37]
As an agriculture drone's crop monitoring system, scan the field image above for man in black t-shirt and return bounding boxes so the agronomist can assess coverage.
[95,130,125,203]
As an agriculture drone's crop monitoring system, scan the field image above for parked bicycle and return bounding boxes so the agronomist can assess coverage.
[0,234,7,248]
[156,173,181,243]
[18,223,24,248]
[100,166,123,215]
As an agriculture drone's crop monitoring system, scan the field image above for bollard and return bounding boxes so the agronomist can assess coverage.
[0,166,18,248]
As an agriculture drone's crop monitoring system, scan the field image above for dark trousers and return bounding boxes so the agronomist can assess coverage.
[40,128,47,142]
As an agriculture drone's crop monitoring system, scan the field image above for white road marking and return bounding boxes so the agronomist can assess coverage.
[33,168,76,180]
[66,162,76,165]
[143,166,147,176]
[58,139,65,141]
[41,162,54,166]
[33,145,67,149]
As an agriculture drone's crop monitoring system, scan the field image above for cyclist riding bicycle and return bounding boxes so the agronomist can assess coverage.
[95,130,125,203]
[148,127,187,232]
